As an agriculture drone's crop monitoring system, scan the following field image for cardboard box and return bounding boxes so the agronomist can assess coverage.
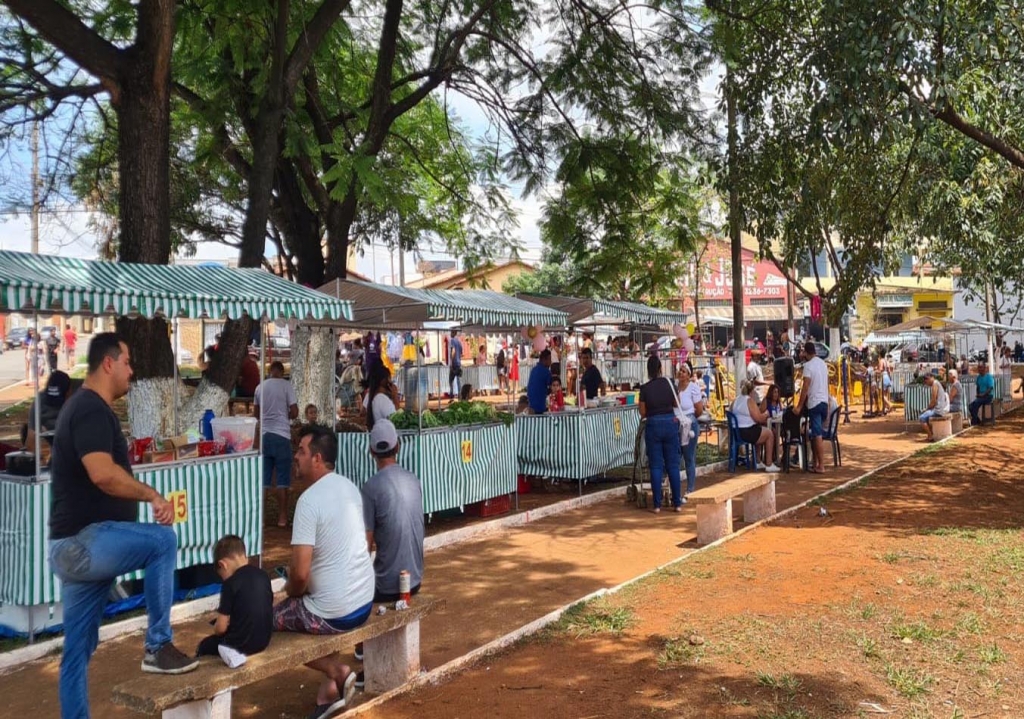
[166,436,199,460]
[144,449,176,464]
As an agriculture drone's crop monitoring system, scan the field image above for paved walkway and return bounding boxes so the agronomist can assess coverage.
[0,415,956,717]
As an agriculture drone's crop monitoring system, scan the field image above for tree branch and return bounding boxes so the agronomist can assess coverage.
[282,0,353,93]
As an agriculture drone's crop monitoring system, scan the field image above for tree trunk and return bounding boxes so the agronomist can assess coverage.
[290,325,337,426]
[275,161,325,287]
[180,316,254,426]
[324,186,359,281]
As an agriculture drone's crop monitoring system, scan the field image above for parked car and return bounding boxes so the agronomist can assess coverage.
[40,325,58,341]
[4,326,29,350]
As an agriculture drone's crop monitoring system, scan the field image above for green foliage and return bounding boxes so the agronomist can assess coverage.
[389,403,512,430]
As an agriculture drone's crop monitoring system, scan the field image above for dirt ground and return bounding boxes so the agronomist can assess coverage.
[368,412,1024,719]
[0,401,957,718]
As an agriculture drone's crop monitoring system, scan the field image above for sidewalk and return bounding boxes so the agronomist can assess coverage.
[0,417,944,717]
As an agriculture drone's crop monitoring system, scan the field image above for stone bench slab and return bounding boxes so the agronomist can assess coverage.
[113,596,443,715]
[688,474,773,505]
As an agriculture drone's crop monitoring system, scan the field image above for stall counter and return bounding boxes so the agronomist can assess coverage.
[516,405,640,480]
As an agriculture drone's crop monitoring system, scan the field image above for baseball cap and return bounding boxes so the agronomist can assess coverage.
[369,419,399,454]
[44,371,71,407]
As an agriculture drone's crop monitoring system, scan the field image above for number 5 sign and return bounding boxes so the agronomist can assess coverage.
[167,490,188,524]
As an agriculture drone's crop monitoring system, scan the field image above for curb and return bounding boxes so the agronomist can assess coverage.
[345,419,997,713]
[424,459,730,553]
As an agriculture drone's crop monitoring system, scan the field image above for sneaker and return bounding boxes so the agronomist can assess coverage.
[354,642,364,661]
[765,464,780,473]
[142,642,200,674]
[355,670,365,690]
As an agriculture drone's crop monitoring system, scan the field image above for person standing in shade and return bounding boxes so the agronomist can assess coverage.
[48,333,198,719]
[526,349,553,414]
[796,341,830,473]
[579,347,605,401]
[255,361,298,528]
[448,329,464,398]
[639,355,682,512]
[676,362,705,498]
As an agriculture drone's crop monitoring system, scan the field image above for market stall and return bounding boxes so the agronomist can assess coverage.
[317,280,569,514]
[0,251,352,636]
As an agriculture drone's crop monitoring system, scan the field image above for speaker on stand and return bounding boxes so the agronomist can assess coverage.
[774,357,795,399]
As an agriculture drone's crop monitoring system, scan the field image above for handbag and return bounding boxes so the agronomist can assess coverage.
[664,377,694,442]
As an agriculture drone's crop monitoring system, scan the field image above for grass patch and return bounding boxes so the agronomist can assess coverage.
[757,709,811,719]
[756,671,803,696]
[956,612,985,636]
[552,601,633,637]
[920,527,980,541]
[978,643,1006,665]
[856,633,880,660]
[917,440,956,455]
[0,399,28,422]
[891,619,945,643]
[884,663,934,698]
[658,635,707,667]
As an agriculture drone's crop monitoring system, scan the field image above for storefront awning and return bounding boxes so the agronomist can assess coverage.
[0,250,353,321]
[319,280,568,329]
[697,305,800,323]
[517,294,687,326]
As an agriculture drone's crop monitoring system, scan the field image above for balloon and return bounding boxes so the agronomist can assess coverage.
[684,337,695,352]
[533,333,547,352]
[672,323,687,340]
[686,322,696,336]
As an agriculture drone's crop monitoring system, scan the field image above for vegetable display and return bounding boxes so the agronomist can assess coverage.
[390,401,514,430]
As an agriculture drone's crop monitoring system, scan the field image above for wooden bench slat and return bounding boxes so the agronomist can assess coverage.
[112,596,443,714]
[688,475,773,505]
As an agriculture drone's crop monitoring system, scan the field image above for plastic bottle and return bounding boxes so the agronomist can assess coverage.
[200,409,216,440]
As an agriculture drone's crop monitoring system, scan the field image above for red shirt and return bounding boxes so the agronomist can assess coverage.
[238,357,260,397]
[549,389,565,412]
[63,329,77,349]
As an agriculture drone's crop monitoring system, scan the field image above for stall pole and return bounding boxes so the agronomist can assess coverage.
[258,316,266,568]
[172,316,180,435]
[30,310,40,645]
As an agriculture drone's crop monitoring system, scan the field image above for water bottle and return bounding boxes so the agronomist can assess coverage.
[200,409,216,441]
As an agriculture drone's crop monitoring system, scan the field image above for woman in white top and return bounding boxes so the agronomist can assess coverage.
[363,363,398,429]
[999,346,1013,400]
[676,362,705,495]
[730,380,779,471]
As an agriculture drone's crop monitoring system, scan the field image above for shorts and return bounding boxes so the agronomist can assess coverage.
[919,409,944,423]
[273,596,373,634]
[262,433,293,488]
[497,366,507,377]
[738,424,763,444]
[805,402,828,438]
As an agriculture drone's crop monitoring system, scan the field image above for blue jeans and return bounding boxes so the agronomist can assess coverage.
[970,395,992,425]
[262,432,293,488]
[681,415,698,494]
[806,402,828,438]
[645,414,682,509]
[49,521,178,719]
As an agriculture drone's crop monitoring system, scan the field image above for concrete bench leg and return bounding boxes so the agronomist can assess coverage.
[930,418,952,440]
[742,481,776,524]
[364,620,421,694]
[163,691,231,719]
[696,500,732,545]
[950,414,963,433]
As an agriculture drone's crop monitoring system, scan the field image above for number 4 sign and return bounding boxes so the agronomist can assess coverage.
[167,490,188,524]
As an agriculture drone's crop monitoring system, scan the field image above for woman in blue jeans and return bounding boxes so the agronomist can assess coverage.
[676,362,704,497]
[639,355,683,512]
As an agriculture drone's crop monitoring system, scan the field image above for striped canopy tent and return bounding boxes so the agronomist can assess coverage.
[0,250,353,321]
[317,279,568,330]
[516,294,687,328]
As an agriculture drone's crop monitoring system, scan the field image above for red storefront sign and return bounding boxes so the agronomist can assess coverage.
[681,244,789,308]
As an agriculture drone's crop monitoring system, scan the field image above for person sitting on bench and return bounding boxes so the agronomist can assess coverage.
[195,535,273,662]
[274,425,375,719]
[969,362,995,426]
[918,374,949,442]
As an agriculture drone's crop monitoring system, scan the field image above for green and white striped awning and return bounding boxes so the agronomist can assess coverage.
[518,294,687,327]
[318,279,568,329]
[0,251,353,321]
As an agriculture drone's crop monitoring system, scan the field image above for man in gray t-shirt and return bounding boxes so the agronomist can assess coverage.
[254,360,298,528]
[361,420,424,600]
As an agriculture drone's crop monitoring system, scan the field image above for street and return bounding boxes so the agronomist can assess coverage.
[0,345,27,391]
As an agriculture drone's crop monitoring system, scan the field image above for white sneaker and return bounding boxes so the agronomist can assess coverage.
[218,644,247,668]
[765,464,780,473]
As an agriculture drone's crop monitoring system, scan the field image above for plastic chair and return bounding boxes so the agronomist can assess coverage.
[726,410,758,473]
[822,407,842,467]
[780,410,806,473]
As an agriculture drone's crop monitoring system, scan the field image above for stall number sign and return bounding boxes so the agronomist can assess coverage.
[613,417,622,438]
[167,490,189,524]
[461,440,473,464]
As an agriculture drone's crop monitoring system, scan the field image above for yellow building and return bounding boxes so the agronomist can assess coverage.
[405,260,535,291]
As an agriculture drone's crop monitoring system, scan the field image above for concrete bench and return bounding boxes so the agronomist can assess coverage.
[112,596,443,718]
[979,400,1001,425]
[949,411,963,433]
[687,475,776,545]
[927,414,952,440]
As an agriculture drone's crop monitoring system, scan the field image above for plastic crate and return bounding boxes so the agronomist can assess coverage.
[465,494,512,517]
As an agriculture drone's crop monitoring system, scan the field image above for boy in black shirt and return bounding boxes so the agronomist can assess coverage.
[197,535,273,660]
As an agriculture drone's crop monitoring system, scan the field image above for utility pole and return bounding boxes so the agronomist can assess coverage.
[398,245,406,286]
[31,122,40,254]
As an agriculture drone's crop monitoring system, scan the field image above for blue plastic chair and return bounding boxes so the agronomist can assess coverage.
[821,406,842,467]
[726,410,758,473]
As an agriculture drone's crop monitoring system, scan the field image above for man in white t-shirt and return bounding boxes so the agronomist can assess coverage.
[746,350,766,401]
[274,425,375,718]
[254,361,298,528]
[796,341,830,473]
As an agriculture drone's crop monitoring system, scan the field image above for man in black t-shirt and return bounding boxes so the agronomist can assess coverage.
[196,535,273,659]
[48,333,198,718]
[579,347,605,400]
